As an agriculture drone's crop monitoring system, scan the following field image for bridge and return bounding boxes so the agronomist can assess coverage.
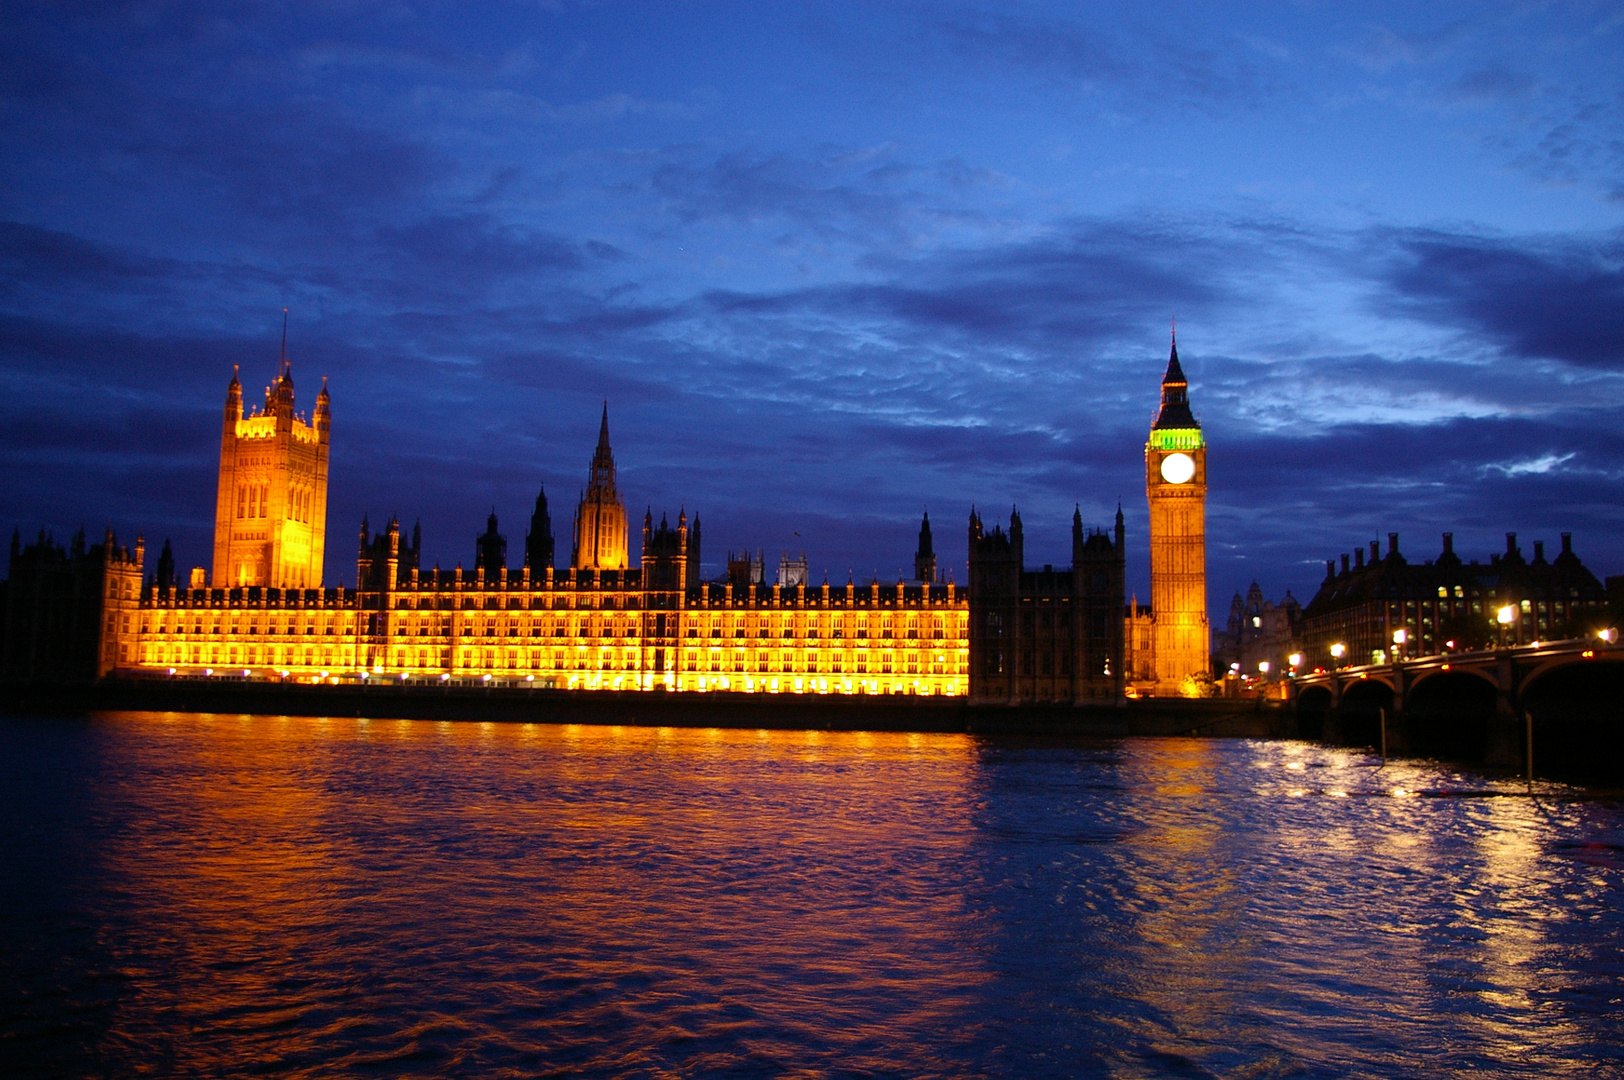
[1291,638,1624,778]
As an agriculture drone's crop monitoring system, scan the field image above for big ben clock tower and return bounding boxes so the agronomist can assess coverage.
[1145,331,1209,694]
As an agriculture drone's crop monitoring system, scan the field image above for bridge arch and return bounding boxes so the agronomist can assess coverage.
[1295,685,1334,741]
[1520,655,1624,783]
[1403,670,1499,762]
[1407,665,1498,695]
[1338,678,1393,748]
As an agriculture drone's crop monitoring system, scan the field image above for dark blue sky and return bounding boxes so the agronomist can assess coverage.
[3,1,1622,609]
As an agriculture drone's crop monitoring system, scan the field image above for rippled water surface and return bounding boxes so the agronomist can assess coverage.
[3,712,1623,1078]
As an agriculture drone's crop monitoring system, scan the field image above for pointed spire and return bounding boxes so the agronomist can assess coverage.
[1152,326,1198,431]
[582,402,617,499]
[279,307,289,375]
[1165,318,1185,385]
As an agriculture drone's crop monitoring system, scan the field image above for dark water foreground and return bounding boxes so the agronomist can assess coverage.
[3,713,1621,1079]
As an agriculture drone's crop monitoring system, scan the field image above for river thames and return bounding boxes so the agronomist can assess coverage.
[3,712,1621,1078]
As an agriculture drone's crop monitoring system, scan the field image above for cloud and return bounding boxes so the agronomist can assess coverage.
[1447,65,1536,103]
[1383,230,1624,369]
[1351,20,1476,73]
[0,221,181,286]
[927,8,1294,114]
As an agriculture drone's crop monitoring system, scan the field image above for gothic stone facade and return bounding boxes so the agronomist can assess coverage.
[966,506,1126,705]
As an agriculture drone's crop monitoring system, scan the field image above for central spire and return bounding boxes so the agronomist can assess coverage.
[572,402,628,571]
[585,402,617,498]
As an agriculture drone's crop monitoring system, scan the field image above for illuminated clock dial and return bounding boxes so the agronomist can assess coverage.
[1160,452,1195,484]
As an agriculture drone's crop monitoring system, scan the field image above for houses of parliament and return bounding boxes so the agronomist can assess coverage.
[2,339,1211,701]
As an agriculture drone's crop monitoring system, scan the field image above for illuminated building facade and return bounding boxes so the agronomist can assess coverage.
[212,359,330,590]
[105,379,969,695]
[1142,336,1210,694]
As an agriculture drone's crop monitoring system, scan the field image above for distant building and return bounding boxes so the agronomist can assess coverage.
[1299,532,1610,668]
[776,551,807,588]
[726,549,765,588]
[1213,581,1302,679]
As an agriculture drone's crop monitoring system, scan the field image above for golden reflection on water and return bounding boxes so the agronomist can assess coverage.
[1109,739,1251,1061]
[85,712,991,1075]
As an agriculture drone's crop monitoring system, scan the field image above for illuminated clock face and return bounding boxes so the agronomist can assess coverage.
[1160,452,1195,484]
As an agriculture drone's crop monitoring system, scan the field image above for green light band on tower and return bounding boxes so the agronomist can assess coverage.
[1149,428,1204,451]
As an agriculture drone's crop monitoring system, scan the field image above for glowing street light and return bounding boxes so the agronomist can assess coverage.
[1258,660,1271,675]
[1497,604,1516,648]
[1287,652,1303,671]
[1330,642,1346,666]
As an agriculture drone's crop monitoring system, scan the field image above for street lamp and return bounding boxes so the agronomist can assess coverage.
[1258,660,1271,676]
[1497,604,1516,648]
[1288,652,1303,675]
[1330,642,1346,667]
[1392,628,1406,662]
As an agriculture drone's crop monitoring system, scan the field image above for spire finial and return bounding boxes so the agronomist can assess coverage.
[280,308,289,374]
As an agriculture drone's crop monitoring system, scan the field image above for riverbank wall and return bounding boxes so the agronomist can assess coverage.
[0,679,1283,738]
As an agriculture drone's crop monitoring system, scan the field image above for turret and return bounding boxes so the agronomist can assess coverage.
[914,511,936,583]
[314,376,330,436]
[688,514,702,590]
[224,366,242,429]
[524,486,555,570]
[386,517,401,586]
[475,510,506,573]
[156,539,176,589]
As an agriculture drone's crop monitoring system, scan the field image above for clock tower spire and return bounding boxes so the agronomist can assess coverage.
[1145,330,1209,694]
